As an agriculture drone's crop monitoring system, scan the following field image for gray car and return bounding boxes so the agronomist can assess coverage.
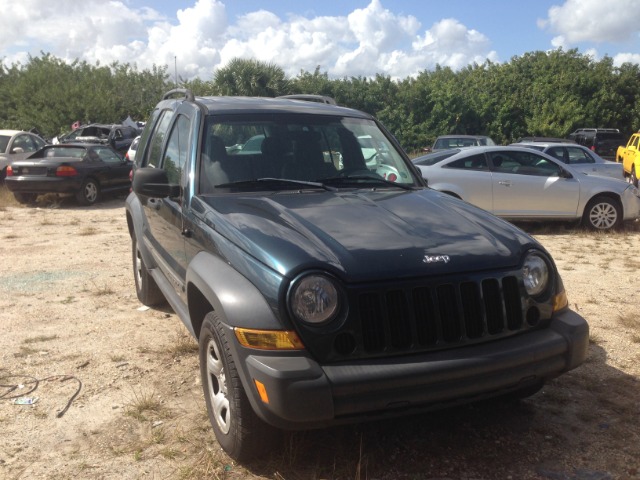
[413,146,640,230]
[514,141,623,180]
[0,130,47,180]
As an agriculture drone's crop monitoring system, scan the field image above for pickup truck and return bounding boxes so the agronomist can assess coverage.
[617,131,640,186]
[125,89,589,461]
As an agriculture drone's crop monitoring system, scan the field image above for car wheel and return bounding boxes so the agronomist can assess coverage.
[199,312,280,461]
[75,178,100,205]
[13,192,38,204]
[631,167,638,187]
[132,234,165,306]
[582,195,621,231]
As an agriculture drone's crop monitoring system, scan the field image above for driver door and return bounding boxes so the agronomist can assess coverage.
[490,150,580,218]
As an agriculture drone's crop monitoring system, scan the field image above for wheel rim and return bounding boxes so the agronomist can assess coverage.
[206,338,231,434]
[589,202,617,229]
[85,182,98,203]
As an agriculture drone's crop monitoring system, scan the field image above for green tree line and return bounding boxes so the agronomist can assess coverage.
[2,49,640,152]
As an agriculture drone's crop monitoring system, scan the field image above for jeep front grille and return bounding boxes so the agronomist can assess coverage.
[356,276,523,354]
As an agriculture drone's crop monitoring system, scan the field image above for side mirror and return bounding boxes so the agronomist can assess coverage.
[11,147,24,154]
[132,167,181,198]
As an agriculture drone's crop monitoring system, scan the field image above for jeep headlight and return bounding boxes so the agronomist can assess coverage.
[522,252,549,297]
[290,274,340,325]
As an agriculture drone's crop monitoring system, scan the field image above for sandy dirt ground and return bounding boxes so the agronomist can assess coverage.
[0,196,639,480]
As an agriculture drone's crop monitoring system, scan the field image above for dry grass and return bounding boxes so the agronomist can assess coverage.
[0,184,18,209]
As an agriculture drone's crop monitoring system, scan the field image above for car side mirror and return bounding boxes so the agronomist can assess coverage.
[11,147,24,154]
[132,167,181,198]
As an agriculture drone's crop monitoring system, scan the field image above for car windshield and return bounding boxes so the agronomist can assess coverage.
[199,113,417,191]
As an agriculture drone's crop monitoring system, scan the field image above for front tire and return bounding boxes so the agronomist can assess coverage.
[582,195,621,231]
[76,178,100,205]
[199,312,280,461]
[631,166,638,187]
[132,234,165,306]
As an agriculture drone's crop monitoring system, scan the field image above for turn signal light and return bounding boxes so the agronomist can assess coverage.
[6,166,13,176]
[553,289,568,312]
[234,328,305,350]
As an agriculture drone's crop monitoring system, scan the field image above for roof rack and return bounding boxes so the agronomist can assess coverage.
[163,89,195,102]
[276,94,337,105]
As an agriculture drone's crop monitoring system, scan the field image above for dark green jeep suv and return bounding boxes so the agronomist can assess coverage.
[125,89,589,461]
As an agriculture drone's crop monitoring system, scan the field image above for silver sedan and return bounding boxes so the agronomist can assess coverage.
[513,141,623,180]
[413,146,640,230]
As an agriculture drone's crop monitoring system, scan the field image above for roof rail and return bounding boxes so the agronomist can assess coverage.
[163,88,195,102]
[277,94,337,105]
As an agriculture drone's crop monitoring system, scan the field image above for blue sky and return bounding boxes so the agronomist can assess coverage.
[1,0,639,80]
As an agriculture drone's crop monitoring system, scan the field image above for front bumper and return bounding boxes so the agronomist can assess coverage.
[226,308,588,430]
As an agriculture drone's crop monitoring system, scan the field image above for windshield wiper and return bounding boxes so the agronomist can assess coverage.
[215,178,337,191]
[322,173,417,191]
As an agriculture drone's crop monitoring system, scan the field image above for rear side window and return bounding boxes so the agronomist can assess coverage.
[565,147,594,164]
[444,153,488,170]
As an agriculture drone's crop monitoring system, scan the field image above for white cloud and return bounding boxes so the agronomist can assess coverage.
[614,52,640,66]
[540,0,640,45]
[0,0,500,80]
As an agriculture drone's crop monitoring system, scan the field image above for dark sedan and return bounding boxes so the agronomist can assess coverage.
[5,144,132,205]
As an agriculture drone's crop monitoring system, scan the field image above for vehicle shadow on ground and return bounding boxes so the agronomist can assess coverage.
[7,192,128,211]
[512,220,640,236]
[246,343,638,480]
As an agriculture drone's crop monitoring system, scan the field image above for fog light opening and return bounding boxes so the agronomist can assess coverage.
[526,307,540,326]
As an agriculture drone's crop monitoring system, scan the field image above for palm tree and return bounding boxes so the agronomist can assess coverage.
[212,58,290,97]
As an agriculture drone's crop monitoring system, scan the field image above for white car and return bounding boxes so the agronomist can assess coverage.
[513,141,623,180]
[125,135,140,163]
[413,146,640,230]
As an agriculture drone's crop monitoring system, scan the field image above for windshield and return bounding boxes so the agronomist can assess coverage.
[198,113,417,192]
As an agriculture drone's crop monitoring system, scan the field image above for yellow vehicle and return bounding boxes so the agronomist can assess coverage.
[617,131,640,186]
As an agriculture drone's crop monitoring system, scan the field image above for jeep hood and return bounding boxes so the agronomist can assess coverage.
[201,188,538,282]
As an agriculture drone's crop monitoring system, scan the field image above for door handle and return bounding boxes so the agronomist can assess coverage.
[498,181,511,187]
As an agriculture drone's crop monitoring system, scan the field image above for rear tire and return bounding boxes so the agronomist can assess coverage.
[582,195,621,231]
[132,234,165,306]
[199,312,280,461]
[631,167,638,187]
[76,178,100,205]
[13,192,38,204]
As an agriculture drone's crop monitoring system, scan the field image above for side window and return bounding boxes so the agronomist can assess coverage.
[546,147,566,163]
[632,135,640,150]
[566,147,594,164]
[95,147,123,164]
[143,110,173,168]
[444,153,488,170]
[13,134,33,152]
[491,151,561,176]
[162,115,190,184]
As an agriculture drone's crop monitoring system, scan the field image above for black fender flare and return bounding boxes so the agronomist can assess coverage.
[125,193,158,270]
[186,251,282,337]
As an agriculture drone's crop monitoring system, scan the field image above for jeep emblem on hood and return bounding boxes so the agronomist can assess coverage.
[423,254,451,264]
